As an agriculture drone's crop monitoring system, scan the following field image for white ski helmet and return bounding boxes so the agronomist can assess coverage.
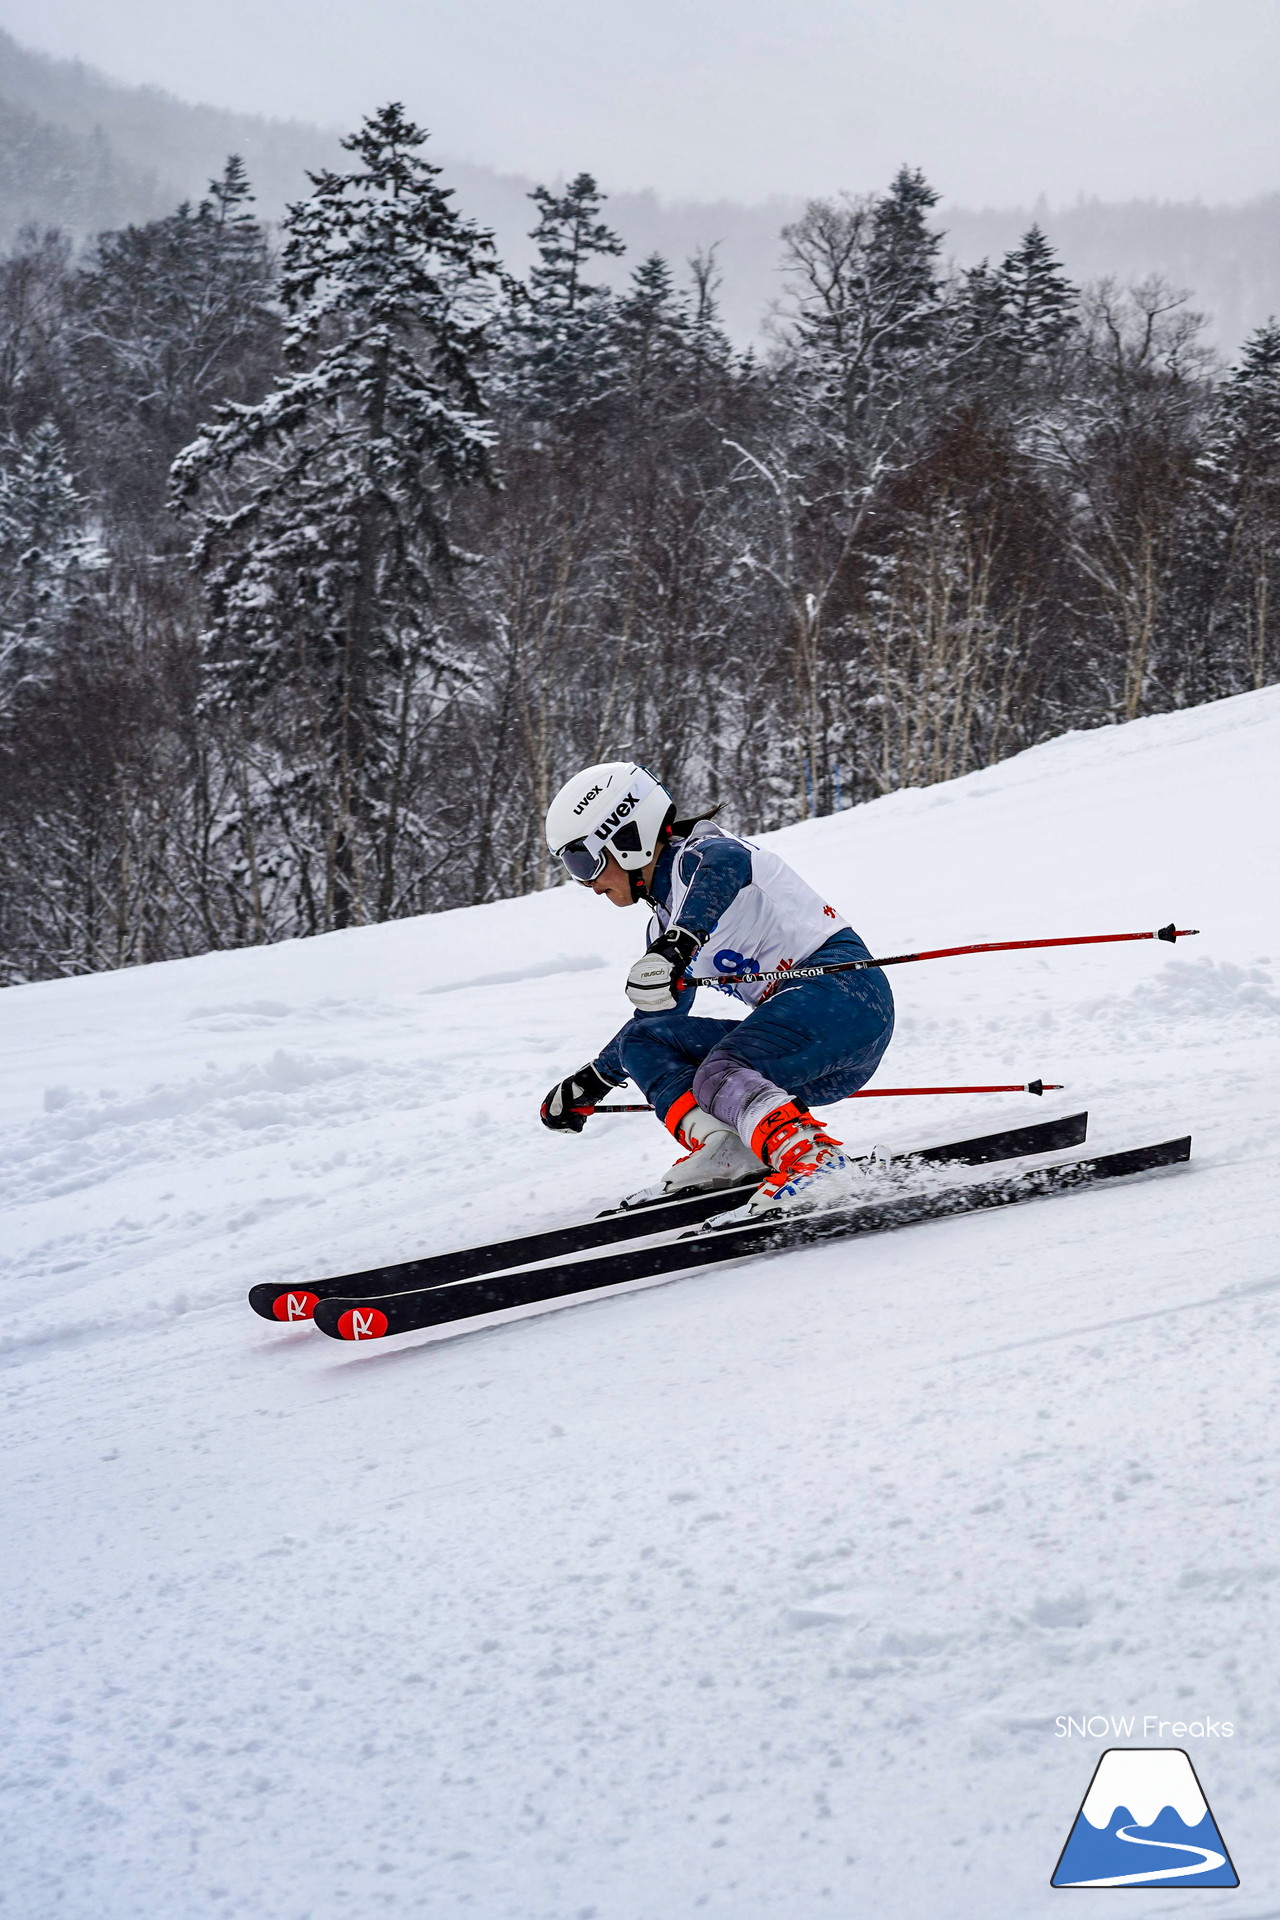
[545,761,674,883]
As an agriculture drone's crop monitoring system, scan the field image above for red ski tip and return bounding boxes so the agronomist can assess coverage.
[1157,924,1200,943]
[336,1305,389,1342]
[273,1289,320,1322]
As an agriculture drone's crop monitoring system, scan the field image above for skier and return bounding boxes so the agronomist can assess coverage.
[539,761,895,1218]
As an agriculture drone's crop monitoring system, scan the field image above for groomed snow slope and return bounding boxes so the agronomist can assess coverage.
[3,688,1279,1919]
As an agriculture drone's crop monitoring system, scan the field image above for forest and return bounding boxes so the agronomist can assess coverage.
[0,102,1277,983]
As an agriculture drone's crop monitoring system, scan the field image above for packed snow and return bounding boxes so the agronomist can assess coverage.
[3,686,1279,1918]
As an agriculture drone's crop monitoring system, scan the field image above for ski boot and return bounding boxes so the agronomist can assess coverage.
[618,1103,765,1209]
[704,1101,851,1227]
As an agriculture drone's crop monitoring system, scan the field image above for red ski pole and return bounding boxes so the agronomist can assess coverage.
[596,1079,1064,1114]
[706,921,1198,989]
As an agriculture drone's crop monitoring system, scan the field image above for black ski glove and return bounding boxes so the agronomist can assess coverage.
[540,1061,616,1133]
[625,925,702,1013]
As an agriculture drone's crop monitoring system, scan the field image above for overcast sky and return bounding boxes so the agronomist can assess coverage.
[3,0,1277,206]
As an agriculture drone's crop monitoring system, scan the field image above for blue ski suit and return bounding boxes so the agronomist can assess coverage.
[593,821,894,1143]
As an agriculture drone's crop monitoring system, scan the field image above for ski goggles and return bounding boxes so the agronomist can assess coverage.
[556,837,609,885]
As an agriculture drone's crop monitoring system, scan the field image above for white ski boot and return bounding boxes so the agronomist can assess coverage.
[619,1104,765,1209]
[703,1101,852,1227]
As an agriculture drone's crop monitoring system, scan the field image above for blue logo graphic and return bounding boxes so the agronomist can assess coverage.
[1052,1749,1238,1888]
[712,948,760,976]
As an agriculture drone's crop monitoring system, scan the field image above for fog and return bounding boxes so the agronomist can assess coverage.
[2,0,1276,206]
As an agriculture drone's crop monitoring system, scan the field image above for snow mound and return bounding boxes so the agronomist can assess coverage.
[1081,956,1280,1037]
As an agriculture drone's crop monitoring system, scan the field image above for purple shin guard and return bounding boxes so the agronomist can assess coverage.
[691,1052,791,1153]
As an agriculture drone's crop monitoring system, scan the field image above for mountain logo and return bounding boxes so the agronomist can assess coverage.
[1052,1748,1238,1888]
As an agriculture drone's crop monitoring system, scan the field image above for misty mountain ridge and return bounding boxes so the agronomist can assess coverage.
[0,25,1275,354]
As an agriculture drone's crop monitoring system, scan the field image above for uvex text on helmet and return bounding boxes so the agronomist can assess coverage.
[545,762,674,878]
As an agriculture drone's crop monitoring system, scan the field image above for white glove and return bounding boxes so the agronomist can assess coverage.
[625,927,700,1012]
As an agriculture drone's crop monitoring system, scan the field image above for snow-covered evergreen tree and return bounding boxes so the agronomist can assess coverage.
[735,169,949,816]
[504,172,624,418]
[0,419,104,706]
[529,173,624,314]
[780,167,948,459]
[610,249,740,423]
[1197,319,1280,687]
[171,104,507,929]
[71,157,277,534]
[952,225,1077,383]
[613,253,692,408]
[995,225,1078,360]
[0,228,75,446]
[866,165,944,355]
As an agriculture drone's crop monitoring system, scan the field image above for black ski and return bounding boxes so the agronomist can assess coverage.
[249,1111,1089,1323]
[312,1134,1190,1344]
